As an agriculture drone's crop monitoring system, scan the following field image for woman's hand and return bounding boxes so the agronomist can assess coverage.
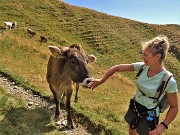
[149,124,165,135]
[88,79,102,89]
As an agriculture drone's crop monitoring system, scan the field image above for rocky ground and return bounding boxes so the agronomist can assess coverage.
[0,73,96,135]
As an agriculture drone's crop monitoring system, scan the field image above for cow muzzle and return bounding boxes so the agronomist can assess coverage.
[80,77,94,88]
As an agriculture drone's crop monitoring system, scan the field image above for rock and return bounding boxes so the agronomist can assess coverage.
[28,101,34,106]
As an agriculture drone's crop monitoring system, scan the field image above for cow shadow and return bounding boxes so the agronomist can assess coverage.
[0,102,104,135]
[0,107,55,135]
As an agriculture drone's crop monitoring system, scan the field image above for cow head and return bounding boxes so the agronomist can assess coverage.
[12,21,17,29]
[48,44,96,87]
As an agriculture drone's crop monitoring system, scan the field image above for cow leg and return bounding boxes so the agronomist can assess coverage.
[74,83,79,102]
[49,85,60,121]
[66,88,74,129]
[54,93,60,120]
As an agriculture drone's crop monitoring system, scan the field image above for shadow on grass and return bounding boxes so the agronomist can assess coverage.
[0,102,105,135]
[0,107,55,135]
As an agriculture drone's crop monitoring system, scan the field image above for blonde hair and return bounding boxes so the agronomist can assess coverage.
[142,35,170,62]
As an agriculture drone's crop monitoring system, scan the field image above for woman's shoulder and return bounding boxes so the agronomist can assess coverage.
[168,76,177,86]
[133,62,145,72]
[165,72,178,93]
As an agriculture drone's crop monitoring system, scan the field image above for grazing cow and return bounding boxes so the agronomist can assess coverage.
[40,35,48,42]
[46,44,96,129]
[27,28,36,37]
[4,21,17,30]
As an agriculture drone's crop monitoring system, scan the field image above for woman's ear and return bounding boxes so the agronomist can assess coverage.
[155,53,161,61]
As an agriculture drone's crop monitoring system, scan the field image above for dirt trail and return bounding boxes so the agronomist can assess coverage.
[0,73,99,135]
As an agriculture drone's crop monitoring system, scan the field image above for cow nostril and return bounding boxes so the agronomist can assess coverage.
[86,80,91,84]
[79,77,94,87]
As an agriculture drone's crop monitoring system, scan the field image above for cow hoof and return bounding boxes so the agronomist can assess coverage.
[67,121,75,129]
[74,98,78,103]
[67,124,74,129]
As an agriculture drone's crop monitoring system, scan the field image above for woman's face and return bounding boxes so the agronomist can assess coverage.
[141,49,156,66]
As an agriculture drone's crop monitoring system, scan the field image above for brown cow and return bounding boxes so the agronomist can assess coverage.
[27,28,36,37]
[46,44,96,129]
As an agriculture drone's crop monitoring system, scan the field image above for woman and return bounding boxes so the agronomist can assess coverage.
[88,35,178,135]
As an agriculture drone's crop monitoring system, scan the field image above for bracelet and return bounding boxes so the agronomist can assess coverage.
[160,122,168,129]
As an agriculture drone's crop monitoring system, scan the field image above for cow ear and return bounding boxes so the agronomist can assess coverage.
[48,45,65,58]
[87,55,96,63]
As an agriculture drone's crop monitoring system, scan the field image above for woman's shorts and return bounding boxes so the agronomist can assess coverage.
[124,105,159,135]
[124,107,149,135]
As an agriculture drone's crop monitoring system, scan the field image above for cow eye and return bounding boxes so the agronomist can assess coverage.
[70,59,77,65]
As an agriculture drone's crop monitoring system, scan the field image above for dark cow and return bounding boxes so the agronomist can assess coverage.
[46,44,96,129]
[40,35,48,42]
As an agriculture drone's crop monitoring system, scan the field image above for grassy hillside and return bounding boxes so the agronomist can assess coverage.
[0,0,179,134]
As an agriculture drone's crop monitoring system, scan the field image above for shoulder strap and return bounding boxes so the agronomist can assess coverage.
[136,64,146,78]
[153,71,172,102]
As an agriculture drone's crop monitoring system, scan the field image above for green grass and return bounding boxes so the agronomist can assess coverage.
[0,0,180,134]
